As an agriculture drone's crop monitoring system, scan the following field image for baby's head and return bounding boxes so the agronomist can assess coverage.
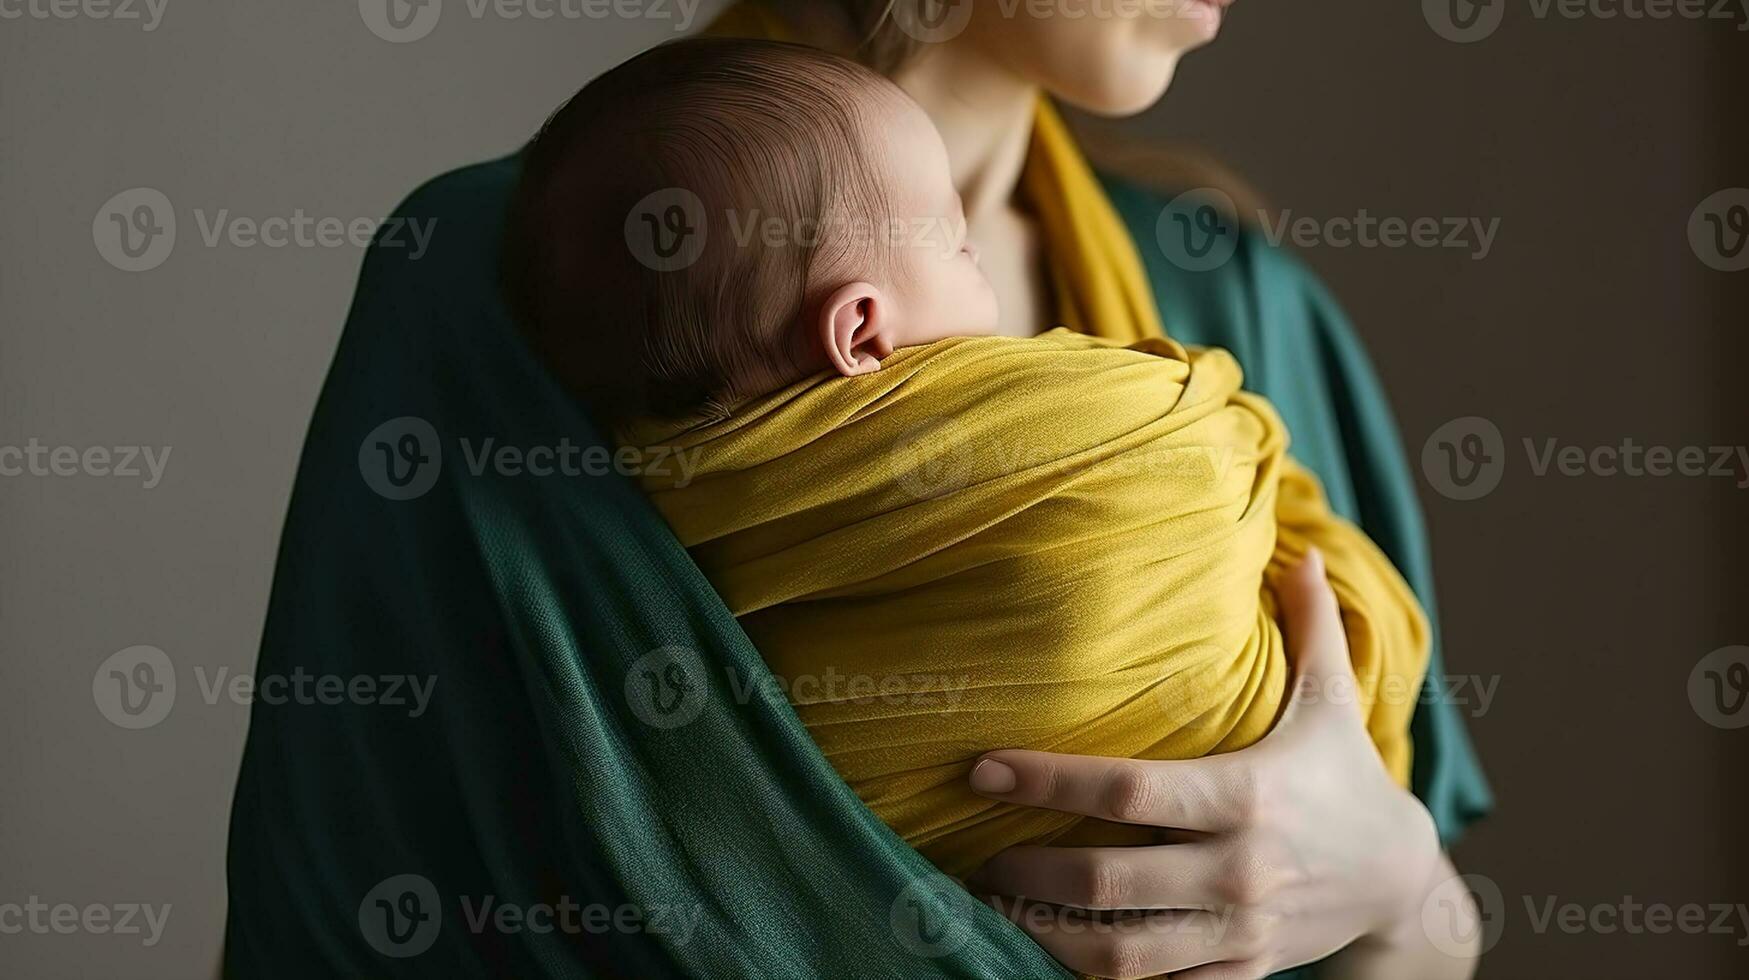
[506,37,998,426]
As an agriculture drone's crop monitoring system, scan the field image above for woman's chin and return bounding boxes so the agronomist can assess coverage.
[1057,57,1186,119]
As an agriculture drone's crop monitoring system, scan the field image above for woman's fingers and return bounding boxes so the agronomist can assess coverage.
[968,751,1251,833]
[967,841,1226,911]
[990,904,1248,980]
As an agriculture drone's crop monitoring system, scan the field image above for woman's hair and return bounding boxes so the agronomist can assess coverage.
[503,37,902,427]
[805,0,931,74]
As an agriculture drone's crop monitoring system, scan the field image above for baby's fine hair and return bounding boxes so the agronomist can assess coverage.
[505,37,903,427]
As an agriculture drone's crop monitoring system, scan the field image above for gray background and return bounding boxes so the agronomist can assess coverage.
[1,1,1743,977]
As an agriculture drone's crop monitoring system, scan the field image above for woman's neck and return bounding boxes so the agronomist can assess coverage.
[890,45,1039,221]
[762,2,1038,218]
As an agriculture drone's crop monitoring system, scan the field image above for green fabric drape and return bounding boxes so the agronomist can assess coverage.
[223,158,1488,978]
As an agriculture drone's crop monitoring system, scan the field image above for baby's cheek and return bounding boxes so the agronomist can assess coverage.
[973,273,1001,335]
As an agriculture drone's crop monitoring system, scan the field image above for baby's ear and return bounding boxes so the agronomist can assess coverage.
[818,282,895,378]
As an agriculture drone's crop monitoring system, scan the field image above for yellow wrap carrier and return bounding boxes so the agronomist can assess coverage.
[625,330,1428,878]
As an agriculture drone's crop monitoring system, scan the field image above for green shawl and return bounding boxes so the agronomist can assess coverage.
[222,157,1489,978]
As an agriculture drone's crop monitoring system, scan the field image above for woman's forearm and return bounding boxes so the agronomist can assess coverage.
[1321,853,1480,980]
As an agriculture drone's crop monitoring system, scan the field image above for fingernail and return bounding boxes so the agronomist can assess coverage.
[1301,547,1324,574]
[969,759,1017,794]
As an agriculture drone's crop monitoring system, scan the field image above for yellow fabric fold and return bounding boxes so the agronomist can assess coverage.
[1019,100,1167,343]
[626,331,1429,878]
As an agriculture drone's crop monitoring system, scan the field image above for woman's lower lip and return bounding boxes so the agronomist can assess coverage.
[1186,0,1229,30]
[1186,0,1232,22]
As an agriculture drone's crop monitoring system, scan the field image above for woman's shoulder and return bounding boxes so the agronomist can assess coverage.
[353,154,524,303]
[1098,171,1324,292]
[392,154,522,226]
[1097,169,1354,382]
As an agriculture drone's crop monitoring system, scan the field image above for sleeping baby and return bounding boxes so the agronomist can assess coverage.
[503,36,1429,880]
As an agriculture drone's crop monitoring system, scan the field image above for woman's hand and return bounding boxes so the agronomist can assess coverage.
[963,550,1466,980]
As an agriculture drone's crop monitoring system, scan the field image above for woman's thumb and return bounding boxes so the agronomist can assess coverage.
[1278,548,1352,681]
